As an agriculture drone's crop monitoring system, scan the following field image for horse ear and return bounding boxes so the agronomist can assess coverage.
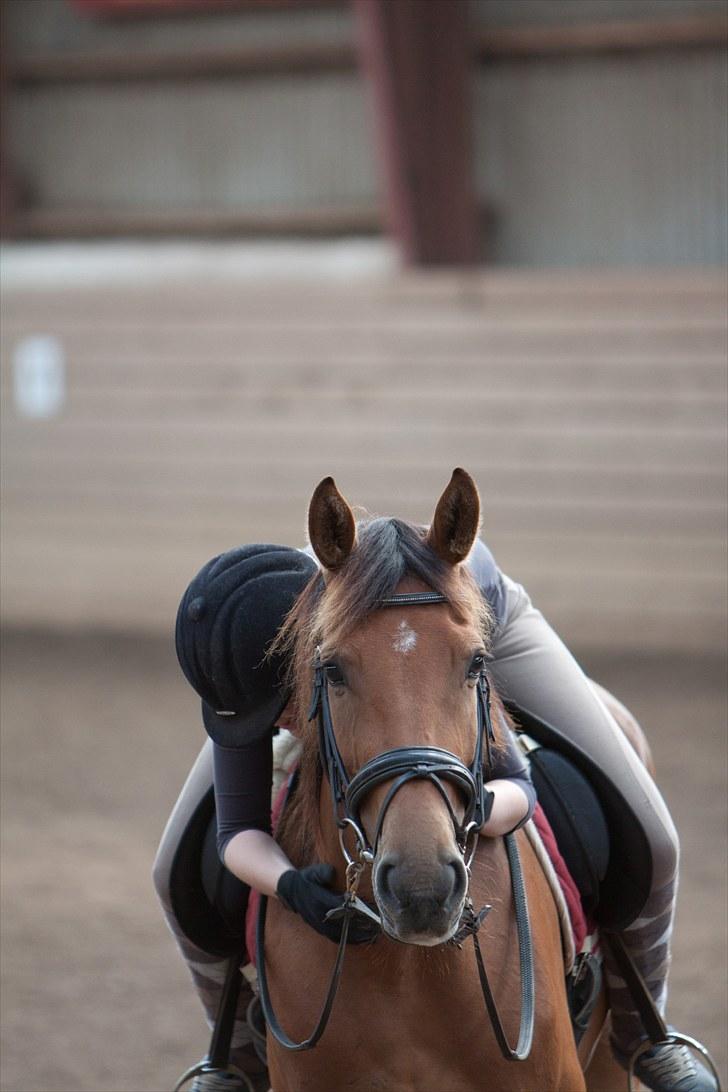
[308,476,357,571]
[427,468,481,565]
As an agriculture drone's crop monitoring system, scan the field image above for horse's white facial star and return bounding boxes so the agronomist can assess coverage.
[393,620,417,654]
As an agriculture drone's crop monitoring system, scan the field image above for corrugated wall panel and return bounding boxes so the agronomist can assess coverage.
[8,75,375,211]
[475,48,728,266]
[4,2,727,265]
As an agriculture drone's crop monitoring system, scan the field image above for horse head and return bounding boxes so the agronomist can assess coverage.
[287,468,493,946]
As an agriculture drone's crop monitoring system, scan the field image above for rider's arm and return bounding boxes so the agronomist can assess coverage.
[465,539,535,836]
[480,726,536,838]
[223,828,293,898]
[480,779,531,837]
[213,734,294,897]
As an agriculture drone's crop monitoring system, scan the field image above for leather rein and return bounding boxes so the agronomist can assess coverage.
[256,590,535,1060]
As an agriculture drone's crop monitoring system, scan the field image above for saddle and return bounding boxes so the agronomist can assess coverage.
[169,784,249,959]
[504,701,653,932]
[518,733,608,920]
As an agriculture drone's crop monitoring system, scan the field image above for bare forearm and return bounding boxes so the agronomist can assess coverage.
[222,829,293,897]
[480,779,530,837]
[222,782,529,895]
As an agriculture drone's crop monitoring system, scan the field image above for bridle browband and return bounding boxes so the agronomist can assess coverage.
[256,589,535,1061]
[309,590,495,866]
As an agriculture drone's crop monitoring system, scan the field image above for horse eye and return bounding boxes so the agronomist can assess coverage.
[323,662,346,687]
[468,653,485,679]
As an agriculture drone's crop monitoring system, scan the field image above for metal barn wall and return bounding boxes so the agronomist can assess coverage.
[3,0,375,222]
[2,0,727,265]
[8,77,375,214]
[474,48,728,266]
[1,250,726,653]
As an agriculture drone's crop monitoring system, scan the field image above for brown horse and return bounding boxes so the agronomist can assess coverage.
[261,469,632,1091]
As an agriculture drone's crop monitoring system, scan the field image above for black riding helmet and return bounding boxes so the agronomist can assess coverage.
[175,544,319,748]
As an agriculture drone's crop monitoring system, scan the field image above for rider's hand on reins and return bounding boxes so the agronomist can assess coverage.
[276,863,378,944]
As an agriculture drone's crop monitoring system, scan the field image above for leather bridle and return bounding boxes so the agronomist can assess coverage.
[309,591,495,868]
[256,589,535,1061]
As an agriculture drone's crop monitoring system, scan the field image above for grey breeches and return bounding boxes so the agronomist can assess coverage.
[490,575,679,891]
[153,740,260,1068]
[153,739,213,924]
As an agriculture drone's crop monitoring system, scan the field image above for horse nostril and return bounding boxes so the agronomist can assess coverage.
[444,856,467,904]
[375,856,397,902]
[438,851,467,904]
[376,853,467,916]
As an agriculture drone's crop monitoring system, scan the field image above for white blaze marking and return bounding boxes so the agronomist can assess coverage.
[393,620,417,654]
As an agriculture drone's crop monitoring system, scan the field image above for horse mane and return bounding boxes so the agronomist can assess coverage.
[272,516,494,866]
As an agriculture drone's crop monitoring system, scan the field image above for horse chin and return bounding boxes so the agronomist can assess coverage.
[377,903,464,948]
[388,924,460,948]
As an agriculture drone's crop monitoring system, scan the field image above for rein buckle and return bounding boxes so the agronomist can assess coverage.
[449,899,492,949]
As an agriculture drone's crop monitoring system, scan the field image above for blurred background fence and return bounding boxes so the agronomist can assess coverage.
[2,259,727,653]
[1,0,727,653]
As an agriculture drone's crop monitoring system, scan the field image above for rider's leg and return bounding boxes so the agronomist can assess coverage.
[488,577,681,1059]
[153,741,262,1082]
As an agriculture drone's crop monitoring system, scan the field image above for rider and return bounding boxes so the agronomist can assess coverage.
[154,539,717,1092]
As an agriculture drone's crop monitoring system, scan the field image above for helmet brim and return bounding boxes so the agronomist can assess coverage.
[201,688,289,749]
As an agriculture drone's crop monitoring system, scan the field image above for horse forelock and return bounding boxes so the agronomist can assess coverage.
[275,518,485,657]
[275,516,491,718]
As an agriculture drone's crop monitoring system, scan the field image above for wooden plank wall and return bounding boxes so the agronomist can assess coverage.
[1,251,725,653]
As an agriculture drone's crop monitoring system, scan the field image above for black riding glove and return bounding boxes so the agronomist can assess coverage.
[276,863,378,945]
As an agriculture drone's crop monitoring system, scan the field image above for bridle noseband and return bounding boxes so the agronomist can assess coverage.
[308,590,495,867]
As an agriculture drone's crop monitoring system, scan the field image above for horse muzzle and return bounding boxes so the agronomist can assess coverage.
[373,850,468,945]
[345,746,478,945]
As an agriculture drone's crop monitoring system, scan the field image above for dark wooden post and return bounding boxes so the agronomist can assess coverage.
[353,0,478,265]
[0,5,17,239]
